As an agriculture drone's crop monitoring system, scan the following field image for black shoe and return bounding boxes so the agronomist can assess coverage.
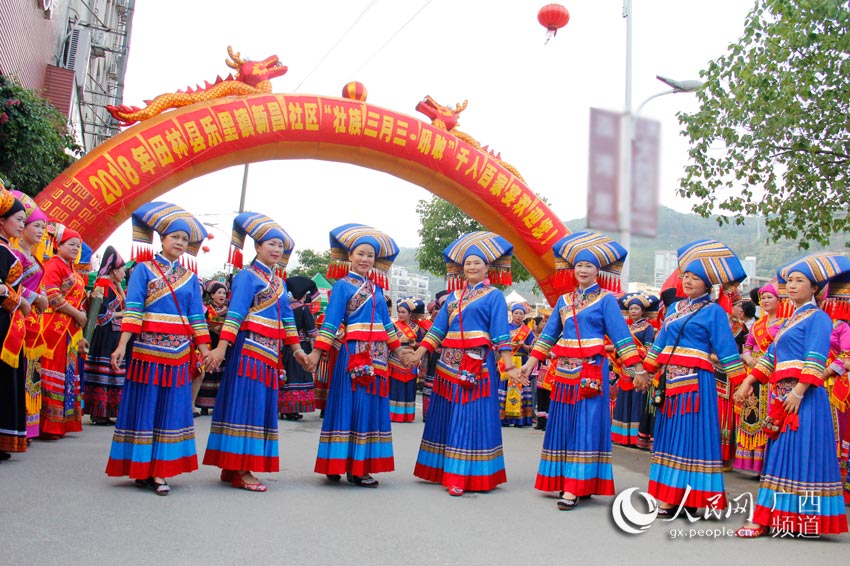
[326,474,341,482]
[346,473,379,488]
[0,451,11,461]
[557,497,578,511]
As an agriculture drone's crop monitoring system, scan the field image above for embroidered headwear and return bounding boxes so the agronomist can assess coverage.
[397,297,425,319]
[285,275,319,303]
[229,212,294,276]
[510,303,527,315]
[442,231,513,291]
[397,297,417,314]
[676,240,747,313]
[552,231,626,293]
[327,223,399,289]
[778,252,850,320]
[0,187,23,218]
[131,202,208,271]
[9,190,48,224]
[410,298,427,320]
[677,240,746,288]
[618,292,660,314]
[97,246,126,278]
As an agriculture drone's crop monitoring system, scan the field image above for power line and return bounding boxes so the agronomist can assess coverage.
[348,0,434,79]
[293,0,380,92]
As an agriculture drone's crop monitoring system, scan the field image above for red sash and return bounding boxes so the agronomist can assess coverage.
[750,317,775,354]
[1,309,26,367]
[510,323,531,352]
[395,321,418,344]
[41,273,86,360]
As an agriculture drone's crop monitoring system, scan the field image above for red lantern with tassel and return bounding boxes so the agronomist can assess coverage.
[537,3,570,44]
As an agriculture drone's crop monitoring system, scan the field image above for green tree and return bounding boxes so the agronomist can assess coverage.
[0,74,80,194]
[678,0,850,249]
[415,196,532,286]
[288,248,331,278]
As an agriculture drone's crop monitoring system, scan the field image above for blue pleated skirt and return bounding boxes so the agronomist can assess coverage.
[611,388,649,446]
[648,368,725,508]
[414,350,506,491]
[106,360,197,479]
[203,331,280,472]
[753,385,848,534]
[314,345,394,476]
[535,364,614,496]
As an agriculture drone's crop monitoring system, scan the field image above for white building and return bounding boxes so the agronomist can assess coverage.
[654,250,677,287]
[388,266,430,314]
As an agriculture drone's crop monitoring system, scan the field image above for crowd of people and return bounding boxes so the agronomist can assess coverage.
[0,184,847,538]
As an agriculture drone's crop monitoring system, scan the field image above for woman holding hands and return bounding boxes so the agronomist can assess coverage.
[521,231,643,510]
[409,231,524,497]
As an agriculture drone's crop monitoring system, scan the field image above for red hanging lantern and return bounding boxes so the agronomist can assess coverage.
[537,3,570,44]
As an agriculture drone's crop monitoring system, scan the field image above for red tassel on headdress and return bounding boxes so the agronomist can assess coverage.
[132,244,153,263]
[822,298,850,322]
[228,247,243,270]
[717,288,733,314]
[555,269,577,294]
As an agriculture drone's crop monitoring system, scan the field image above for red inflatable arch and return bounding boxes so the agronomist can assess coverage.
[35,94,569,302]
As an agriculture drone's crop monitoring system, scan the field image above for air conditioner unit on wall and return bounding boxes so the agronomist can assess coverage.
[64,27,91,89]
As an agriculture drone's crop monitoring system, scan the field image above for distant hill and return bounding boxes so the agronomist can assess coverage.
[393,206,850,304]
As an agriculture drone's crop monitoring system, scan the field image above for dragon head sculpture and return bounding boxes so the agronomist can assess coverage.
[226,46,288,89]
[415,95,468,131]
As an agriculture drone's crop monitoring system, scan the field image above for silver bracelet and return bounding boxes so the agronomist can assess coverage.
[790,389,804,400]
[292,348,304,356]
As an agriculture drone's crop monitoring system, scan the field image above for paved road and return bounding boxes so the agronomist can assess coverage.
[2,406,848,566]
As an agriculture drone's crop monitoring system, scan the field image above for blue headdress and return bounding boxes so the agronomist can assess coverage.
[327,223,399,289]
[131,202,208,272]
[778,252,850,320]
[442,231,513,290]
[551,231,627,293]
[229,212,295,276]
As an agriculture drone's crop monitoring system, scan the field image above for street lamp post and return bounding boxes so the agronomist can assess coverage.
[618,0,703,287]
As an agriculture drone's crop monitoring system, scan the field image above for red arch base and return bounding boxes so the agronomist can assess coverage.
[35,93,569,303]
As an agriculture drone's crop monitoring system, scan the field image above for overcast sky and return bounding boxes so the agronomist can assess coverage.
[98,0,755,275]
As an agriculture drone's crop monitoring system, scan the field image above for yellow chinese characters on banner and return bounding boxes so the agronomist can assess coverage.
[36,94,568,302]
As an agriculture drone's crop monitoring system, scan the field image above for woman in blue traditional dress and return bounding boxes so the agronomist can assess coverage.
[500,303,535,427]
[410,231,523,497]
[388,297,425,423]
[734,252,850,537]
[83,246,127,425]
[203,213,304,492]
[106,202,212,496]
[279,275,319,421]
[305,224,407,488]
[635,239,746,516]
[611,292,658,448]
[521,232,643,510]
